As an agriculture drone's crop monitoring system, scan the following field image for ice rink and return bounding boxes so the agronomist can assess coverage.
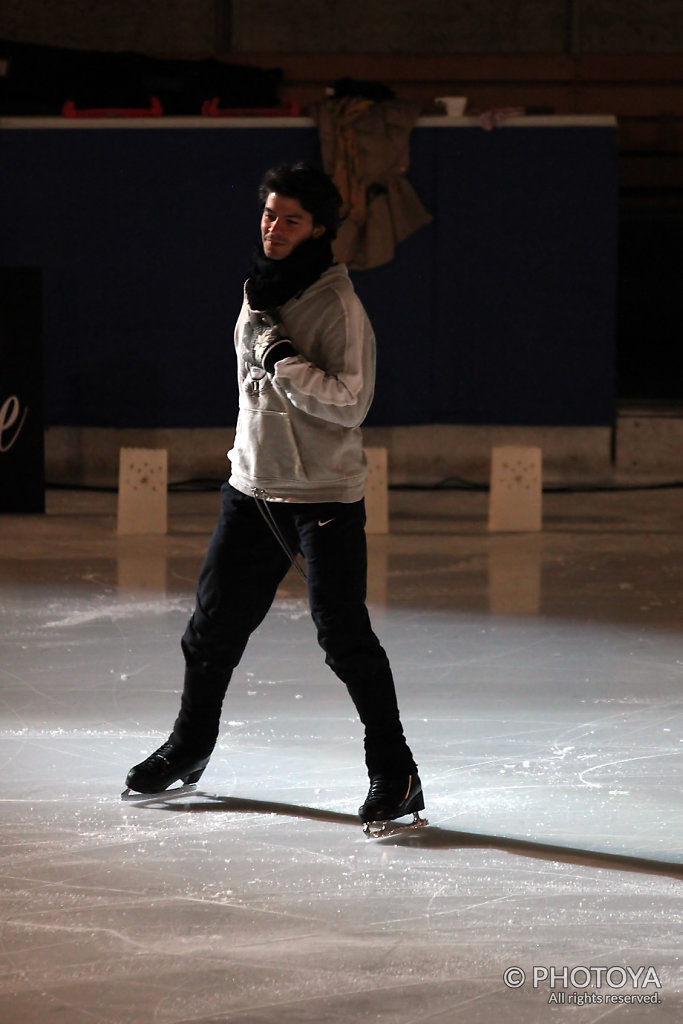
[1,486,681,1022]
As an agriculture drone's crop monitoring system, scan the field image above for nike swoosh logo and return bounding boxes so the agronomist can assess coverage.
[318,518,335,527]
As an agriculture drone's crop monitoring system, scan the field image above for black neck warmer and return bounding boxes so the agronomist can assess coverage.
[245,235,335,311]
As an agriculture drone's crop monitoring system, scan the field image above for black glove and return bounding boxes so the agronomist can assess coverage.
[243,309,298,374]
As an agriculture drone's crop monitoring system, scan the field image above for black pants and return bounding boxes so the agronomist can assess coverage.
[175,482,417,777]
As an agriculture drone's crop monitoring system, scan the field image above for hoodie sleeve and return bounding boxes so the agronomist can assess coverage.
[270,283,376,429]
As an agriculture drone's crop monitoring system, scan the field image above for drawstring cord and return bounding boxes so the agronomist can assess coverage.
[253,490,308,582]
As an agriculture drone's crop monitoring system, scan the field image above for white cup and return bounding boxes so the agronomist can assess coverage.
[435,96,468,117]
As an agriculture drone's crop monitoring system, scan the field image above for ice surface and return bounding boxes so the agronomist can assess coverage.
[0,488,681,1022]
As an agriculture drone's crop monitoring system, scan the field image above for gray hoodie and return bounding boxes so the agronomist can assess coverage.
[228,263,375,503]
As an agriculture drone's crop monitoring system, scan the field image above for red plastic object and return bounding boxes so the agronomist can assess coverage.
[62,96,164,118]
[201,96,301,117]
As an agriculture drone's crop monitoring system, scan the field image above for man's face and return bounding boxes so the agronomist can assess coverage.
[261,192,325,260]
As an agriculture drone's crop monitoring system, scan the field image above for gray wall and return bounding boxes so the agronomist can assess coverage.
[1,0,682,54]
[0,1,229,55]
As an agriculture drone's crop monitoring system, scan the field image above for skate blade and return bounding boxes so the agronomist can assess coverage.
[363,811,429,839]
[120,782,199,801]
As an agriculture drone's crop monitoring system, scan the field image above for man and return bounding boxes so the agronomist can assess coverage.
[125,163,423,827]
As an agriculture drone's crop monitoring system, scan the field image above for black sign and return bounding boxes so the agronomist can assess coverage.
[0,268,44,514]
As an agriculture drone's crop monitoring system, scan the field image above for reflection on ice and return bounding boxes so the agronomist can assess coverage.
[1,488,682,1021]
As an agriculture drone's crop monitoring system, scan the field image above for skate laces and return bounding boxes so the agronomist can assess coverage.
[147,740,175,764]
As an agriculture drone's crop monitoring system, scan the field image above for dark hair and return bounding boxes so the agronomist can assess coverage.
[258,162,343,239]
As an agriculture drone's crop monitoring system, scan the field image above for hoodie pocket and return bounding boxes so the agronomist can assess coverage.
[233,406,306,483]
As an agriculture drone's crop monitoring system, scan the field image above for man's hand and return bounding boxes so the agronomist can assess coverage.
[243,309,298,373]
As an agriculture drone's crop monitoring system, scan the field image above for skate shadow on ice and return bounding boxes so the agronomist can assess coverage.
[125,788,683,881]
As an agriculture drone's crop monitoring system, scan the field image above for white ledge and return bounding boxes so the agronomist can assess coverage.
[0,114,617,130]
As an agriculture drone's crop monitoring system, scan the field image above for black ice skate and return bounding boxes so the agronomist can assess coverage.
[359,772,428,838]
[124,738,210,795]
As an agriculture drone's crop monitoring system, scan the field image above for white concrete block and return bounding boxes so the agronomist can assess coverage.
[364,446,389,534]
[117,447,168,535]
[488,445,542,532]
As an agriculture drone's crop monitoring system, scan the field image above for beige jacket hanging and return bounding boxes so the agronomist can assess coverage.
[311,98,433,271]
